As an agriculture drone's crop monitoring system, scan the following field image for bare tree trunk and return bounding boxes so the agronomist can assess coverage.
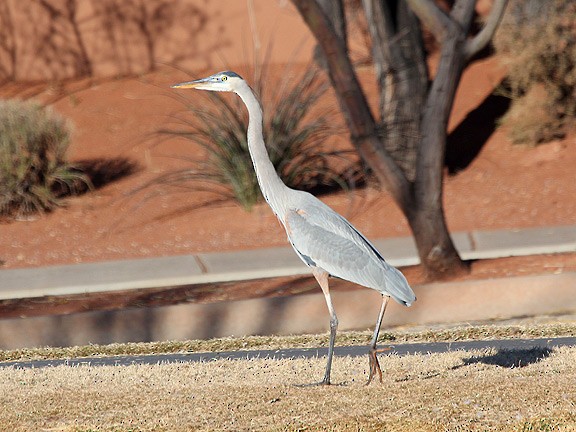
[363,0,428,181]
[293,0,412,209]
[409,36,468,276]
[406,0,508,276]
[291,0,508,280]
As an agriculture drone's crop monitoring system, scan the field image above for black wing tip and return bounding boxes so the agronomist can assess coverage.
[402,295,417,307]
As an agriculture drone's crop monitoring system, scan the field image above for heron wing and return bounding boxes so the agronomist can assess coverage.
[284,196,415,306]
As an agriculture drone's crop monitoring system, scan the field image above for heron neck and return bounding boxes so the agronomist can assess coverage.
[236,83,289,215]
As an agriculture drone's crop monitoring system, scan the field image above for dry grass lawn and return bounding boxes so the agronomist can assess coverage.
[1,345,575,431]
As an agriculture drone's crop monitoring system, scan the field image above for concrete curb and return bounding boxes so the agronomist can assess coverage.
[0,271,574,349]
[1,224,575,301]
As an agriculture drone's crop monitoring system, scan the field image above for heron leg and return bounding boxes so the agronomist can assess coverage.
[313,268,338,386]
[366,295,390,385]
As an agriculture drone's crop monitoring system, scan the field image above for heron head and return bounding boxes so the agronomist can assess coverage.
[171,71,243,92]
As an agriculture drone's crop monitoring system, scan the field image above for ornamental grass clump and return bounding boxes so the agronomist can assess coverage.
[0,100,86,219]
[155,65,358,211]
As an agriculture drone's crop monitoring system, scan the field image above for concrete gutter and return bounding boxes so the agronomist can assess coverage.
[0,225,575,349]
[1,224,575,301]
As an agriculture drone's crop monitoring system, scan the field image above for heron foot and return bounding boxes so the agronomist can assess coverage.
[295,378,331,387]
[366,346,391,385]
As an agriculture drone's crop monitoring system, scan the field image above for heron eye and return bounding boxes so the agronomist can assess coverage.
[221,75,228,81]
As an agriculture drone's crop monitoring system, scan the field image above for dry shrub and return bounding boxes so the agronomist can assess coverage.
[502,84,565,145]
[494,0,576,144]
[0,100,86,219]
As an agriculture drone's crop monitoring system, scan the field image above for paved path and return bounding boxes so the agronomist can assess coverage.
[2,337,574,369]
[1,224,575,300]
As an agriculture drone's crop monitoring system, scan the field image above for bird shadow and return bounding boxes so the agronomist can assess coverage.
[454,347,553,369]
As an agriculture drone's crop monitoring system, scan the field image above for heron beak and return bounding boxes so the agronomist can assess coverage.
[170,78,209,89]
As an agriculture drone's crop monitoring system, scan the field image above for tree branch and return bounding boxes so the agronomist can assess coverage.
[316,0,346,41]
[361,0,396,120]
[290,0,412,210]
[313,0,347,70]
[465,0,509,60]
[404,0,452,43]
[450,0,476,30]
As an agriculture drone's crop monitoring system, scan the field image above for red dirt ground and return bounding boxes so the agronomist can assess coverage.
[1,55,576,288]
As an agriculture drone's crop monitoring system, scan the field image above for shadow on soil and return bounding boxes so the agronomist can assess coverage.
[75,157,141,190]
[445,81,511,174]
[56,157,141,197]
[460,347,553,368]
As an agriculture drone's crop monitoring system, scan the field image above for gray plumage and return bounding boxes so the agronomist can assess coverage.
[284,197,414,306]
[172,71,416,385]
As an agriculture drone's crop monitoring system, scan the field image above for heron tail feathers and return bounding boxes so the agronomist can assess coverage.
[384,266,416,307]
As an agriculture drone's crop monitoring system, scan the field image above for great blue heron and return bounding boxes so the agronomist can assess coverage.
[172,71,416,385]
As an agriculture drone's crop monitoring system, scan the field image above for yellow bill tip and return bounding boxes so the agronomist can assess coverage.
[170,81,199,89]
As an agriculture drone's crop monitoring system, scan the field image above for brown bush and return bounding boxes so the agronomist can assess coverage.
[494,0,576,144]
[0,100,86,219]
